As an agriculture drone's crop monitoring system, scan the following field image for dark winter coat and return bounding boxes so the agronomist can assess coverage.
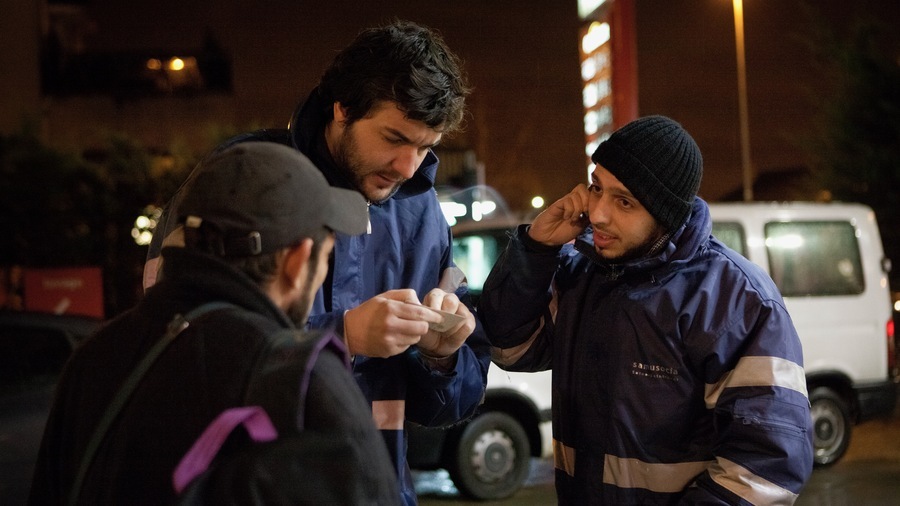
[29,247,399,505]
[479,197,814,505]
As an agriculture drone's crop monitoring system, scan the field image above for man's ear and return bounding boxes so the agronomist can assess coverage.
[283,238,313,290]
[333,102,349,124]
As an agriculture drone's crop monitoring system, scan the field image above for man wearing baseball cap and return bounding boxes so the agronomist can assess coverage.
[30,142,403,505]
[478,116,813,504]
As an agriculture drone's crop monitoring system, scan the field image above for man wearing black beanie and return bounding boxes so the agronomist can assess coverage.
[478,116,813,504]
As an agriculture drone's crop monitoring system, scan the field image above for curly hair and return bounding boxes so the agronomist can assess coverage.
[318,20,470,133]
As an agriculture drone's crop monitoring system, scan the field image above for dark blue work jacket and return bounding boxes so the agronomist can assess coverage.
[480,198,813,505]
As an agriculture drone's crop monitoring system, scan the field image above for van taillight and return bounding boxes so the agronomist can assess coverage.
[888,318,896,373]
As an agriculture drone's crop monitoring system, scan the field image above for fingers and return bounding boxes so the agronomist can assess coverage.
[345,290,447,358]
[396,300,444,326]
[529,184,591,246]
[416,289,475,358]
[417,307,475,359]
[441,303,475,338]
[421,288,460,313]
[379,288,422,304]
[558,184,590,222]
[346,288,478,359]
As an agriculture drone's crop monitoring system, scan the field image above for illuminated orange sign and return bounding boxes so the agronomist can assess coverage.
[23,267,104,318]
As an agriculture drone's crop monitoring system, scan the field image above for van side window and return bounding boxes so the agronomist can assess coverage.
[764,221,865,296]
[711,222,747,256]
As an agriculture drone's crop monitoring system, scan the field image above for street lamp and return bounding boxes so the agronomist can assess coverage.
[732,0,753,201]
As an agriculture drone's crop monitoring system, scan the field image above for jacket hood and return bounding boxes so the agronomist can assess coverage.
[288,88,438,200]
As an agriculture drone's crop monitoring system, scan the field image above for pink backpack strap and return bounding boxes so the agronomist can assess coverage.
[172,406,277,494]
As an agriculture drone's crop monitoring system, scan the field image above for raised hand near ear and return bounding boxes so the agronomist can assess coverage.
[528,184,591,246]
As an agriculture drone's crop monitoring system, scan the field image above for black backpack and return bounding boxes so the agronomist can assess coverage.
[173,326,401,505]
[67,302,399,506]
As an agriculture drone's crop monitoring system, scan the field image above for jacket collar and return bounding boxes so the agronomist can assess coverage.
[288,88,438,201]
[574,197,712,277]
[153,247,295,329]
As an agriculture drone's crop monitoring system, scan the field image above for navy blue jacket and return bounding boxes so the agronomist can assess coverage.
[292,90,491,505]
[146,89,491,505]
[479,198,813,505]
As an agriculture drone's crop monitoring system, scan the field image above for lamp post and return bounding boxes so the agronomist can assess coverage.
[732,0,753,201]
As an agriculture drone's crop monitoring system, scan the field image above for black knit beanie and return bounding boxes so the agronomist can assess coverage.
[591,115,703,232]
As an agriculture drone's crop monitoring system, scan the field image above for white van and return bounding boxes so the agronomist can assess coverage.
[709,201,897,466]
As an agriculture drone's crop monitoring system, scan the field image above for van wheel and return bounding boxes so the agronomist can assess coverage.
[809,386,852,466]
[447,411,531,500]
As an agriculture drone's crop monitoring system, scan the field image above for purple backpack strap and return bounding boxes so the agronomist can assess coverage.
[295,330,349,430]
[172,329,350,495]
[172,406,277,494]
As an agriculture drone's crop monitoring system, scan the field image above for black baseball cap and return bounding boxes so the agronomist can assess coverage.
[178,142,368,256]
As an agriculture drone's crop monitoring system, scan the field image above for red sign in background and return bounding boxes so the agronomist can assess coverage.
[22,267,104,318]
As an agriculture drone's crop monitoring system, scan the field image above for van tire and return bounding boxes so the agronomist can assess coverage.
[447,411,531,500]
[809,386,852,466]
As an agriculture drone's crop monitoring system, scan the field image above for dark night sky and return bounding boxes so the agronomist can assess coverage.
[3,0,899,209]
[635,0,900,200]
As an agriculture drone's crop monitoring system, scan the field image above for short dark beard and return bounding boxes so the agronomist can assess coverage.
[600,226,669,265]
[285,241,323,327]
[330,124,365,193]
[286,289,314,327]
[331,120,403,204]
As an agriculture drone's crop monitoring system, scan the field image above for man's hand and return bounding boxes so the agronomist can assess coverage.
[343,289,443,358]
[415,288,476,359]
[528,184,591,246]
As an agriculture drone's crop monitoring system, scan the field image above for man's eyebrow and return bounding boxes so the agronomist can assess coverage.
[385,127,439,149]
[609,187,635,199]
[593,175,636,199]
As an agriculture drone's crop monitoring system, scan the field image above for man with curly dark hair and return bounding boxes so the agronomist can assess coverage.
[145,21,490,505]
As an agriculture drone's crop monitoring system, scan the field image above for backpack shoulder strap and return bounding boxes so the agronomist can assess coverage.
[172,405,278,494]
[170,329,350,496]
[287,329,350,430]
[67,301,238,506]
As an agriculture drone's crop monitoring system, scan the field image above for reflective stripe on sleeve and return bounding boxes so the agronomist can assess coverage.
[704,356,808,409]
[438,266,467,293]
[709,457,800,504]
[553,439,577,477]
[490,287,558,367]
[372,400,405,430]
[491,323,544,367]
[602,454,715,493]
[554,443,795,501]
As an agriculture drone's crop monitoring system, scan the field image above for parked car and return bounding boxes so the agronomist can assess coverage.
[0,310,102,505]
[408,216,554,501]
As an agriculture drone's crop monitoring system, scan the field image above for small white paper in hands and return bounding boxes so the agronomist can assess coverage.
[427,308,466,333]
